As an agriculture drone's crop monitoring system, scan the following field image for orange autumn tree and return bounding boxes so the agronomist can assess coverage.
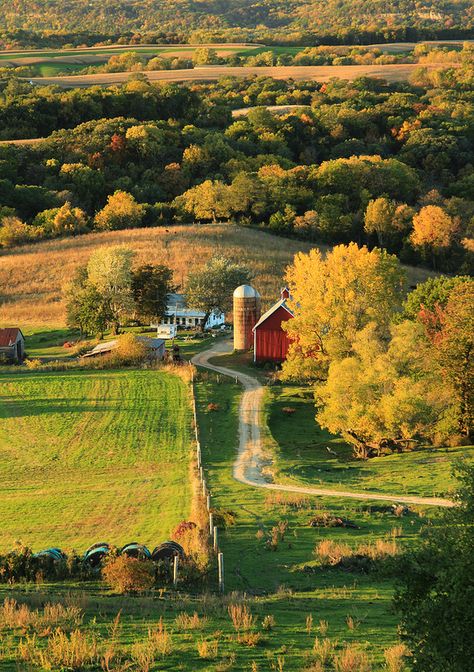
[410,205,459,268]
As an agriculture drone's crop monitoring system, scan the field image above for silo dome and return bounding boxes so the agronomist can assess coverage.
[233,285,258,299]
[233,284,261,351]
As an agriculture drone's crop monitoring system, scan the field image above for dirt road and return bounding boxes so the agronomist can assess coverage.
[192,341,454,508]
[26,63,441,88]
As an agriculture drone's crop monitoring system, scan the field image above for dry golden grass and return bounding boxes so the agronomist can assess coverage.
[0,224,315,326]
[30,63,443,88]
[0,223,435,327]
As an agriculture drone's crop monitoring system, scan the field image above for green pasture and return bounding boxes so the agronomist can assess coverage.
[0,368,192,553]
[267,386,474,498]
[193,372,432,667]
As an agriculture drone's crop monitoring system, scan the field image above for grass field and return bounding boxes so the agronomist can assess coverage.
[267,386,473,498]
[0,368,192,553]
[27,62,438,88]
[192,372,431,667]
[0,360,451,670]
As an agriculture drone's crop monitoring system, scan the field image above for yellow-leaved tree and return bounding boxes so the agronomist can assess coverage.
[282,243,406,381]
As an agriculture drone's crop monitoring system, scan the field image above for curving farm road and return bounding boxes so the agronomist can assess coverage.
[192,340,454,508]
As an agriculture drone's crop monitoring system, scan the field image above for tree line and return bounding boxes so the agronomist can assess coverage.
[0,0,472,48]
[0,71,472,272]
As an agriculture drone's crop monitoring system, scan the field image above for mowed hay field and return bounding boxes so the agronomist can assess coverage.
[0,225,316,326]
[28,62,436,87]
[0,368,192,553]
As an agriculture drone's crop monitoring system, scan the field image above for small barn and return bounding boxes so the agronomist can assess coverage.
[82,337,166,359]
[253,288,294,364]
[0,328,25,363]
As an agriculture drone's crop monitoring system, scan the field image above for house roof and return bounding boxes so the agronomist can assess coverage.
[0,328,23,347]
[252,299,294,331]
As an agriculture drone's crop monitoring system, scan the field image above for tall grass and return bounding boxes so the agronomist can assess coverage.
[0,224,315,325]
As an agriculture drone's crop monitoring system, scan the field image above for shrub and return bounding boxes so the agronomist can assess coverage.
[228,603,255,632]
[334,644,371,672]
[314,540,352,566]
[112,333,148,366]
[18,628,98,670]
[312,637,334,666]
[174,611,207,630]
[0,598,83,632]
[262,614,275,631]
[384,643,409,672]
[197,638,219,659]
[102,556,155,594]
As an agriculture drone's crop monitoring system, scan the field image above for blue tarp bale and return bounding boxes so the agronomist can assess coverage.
[151,541,185,562]
[32,548,66,561]
[84,542,110,567]
[120,542,152,560]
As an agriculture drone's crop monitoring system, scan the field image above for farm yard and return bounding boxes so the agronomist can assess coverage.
[0,368,192,552]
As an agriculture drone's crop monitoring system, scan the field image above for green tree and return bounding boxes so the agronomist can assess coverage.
[364,197,397,247]
[435,281,474,440]
[185,255,252,330]
[131,264,174,323]
[403,275,472,321]
[395,464,474,672]
[174,180,234,222]
[316,321,448,458]
[87,246,135,334]
[64,266,112,338]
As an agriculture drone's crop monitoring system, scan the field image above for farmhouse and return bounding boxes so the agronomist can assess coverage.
[0,328,25,363]
[159,293,224,330]
[253,288,294,363]
[82,336,166,359]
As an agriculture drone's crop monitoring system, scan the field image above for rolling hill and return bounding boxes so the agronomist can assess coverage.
[0,0,472,42]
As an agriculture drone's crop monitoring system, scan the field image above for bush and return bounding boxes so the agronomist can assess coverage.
[102,556,155,594]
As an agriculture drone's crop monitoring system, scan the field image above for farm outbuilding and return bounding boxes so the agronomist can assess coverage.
[0,328,25,363]
[253,288,294,363]
[82,336,166,359]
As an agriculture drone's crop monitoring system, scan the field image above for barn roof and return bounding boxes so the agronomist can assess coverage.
[0,328,23,347]
[253,299,294,331]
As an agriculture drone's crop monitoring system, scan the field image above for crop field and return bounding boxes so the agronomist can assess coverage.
[0,225,316,326]
[26,62,440,87]
[0,368,192,553]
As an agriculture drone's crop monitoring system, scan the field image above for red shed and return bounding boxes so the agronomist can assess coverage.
[253,288,294,363]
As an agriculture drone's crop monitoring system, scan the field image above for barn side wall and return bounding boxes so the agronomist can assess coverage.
[254,308,293,363]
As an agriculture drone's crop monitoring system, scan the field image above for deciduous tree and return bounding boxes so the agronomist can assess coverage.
[185,255,252,330]
[282,243,406,380]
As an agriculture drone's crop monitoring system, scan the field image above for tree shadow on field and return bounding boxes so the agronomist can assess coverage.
[0,397,113,418]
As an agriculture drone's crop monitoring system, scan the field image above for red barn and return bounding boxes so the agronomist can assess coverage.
[253,288,294,363]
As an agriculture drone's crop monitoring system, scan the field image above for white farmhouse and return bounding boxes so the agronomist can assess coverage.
[158,293,224,330]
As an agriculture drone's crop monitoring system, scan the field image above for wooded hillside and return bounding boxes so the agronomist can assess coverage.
[0,0,472,45]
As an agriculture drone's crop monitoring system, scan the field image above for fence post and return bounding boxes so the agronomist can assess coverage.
[218,552,224,593]
[173,555,179,588]
[209,512,214,537]
[213,526,218,552]
[202,480,207,497]
[206,493,211,511]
